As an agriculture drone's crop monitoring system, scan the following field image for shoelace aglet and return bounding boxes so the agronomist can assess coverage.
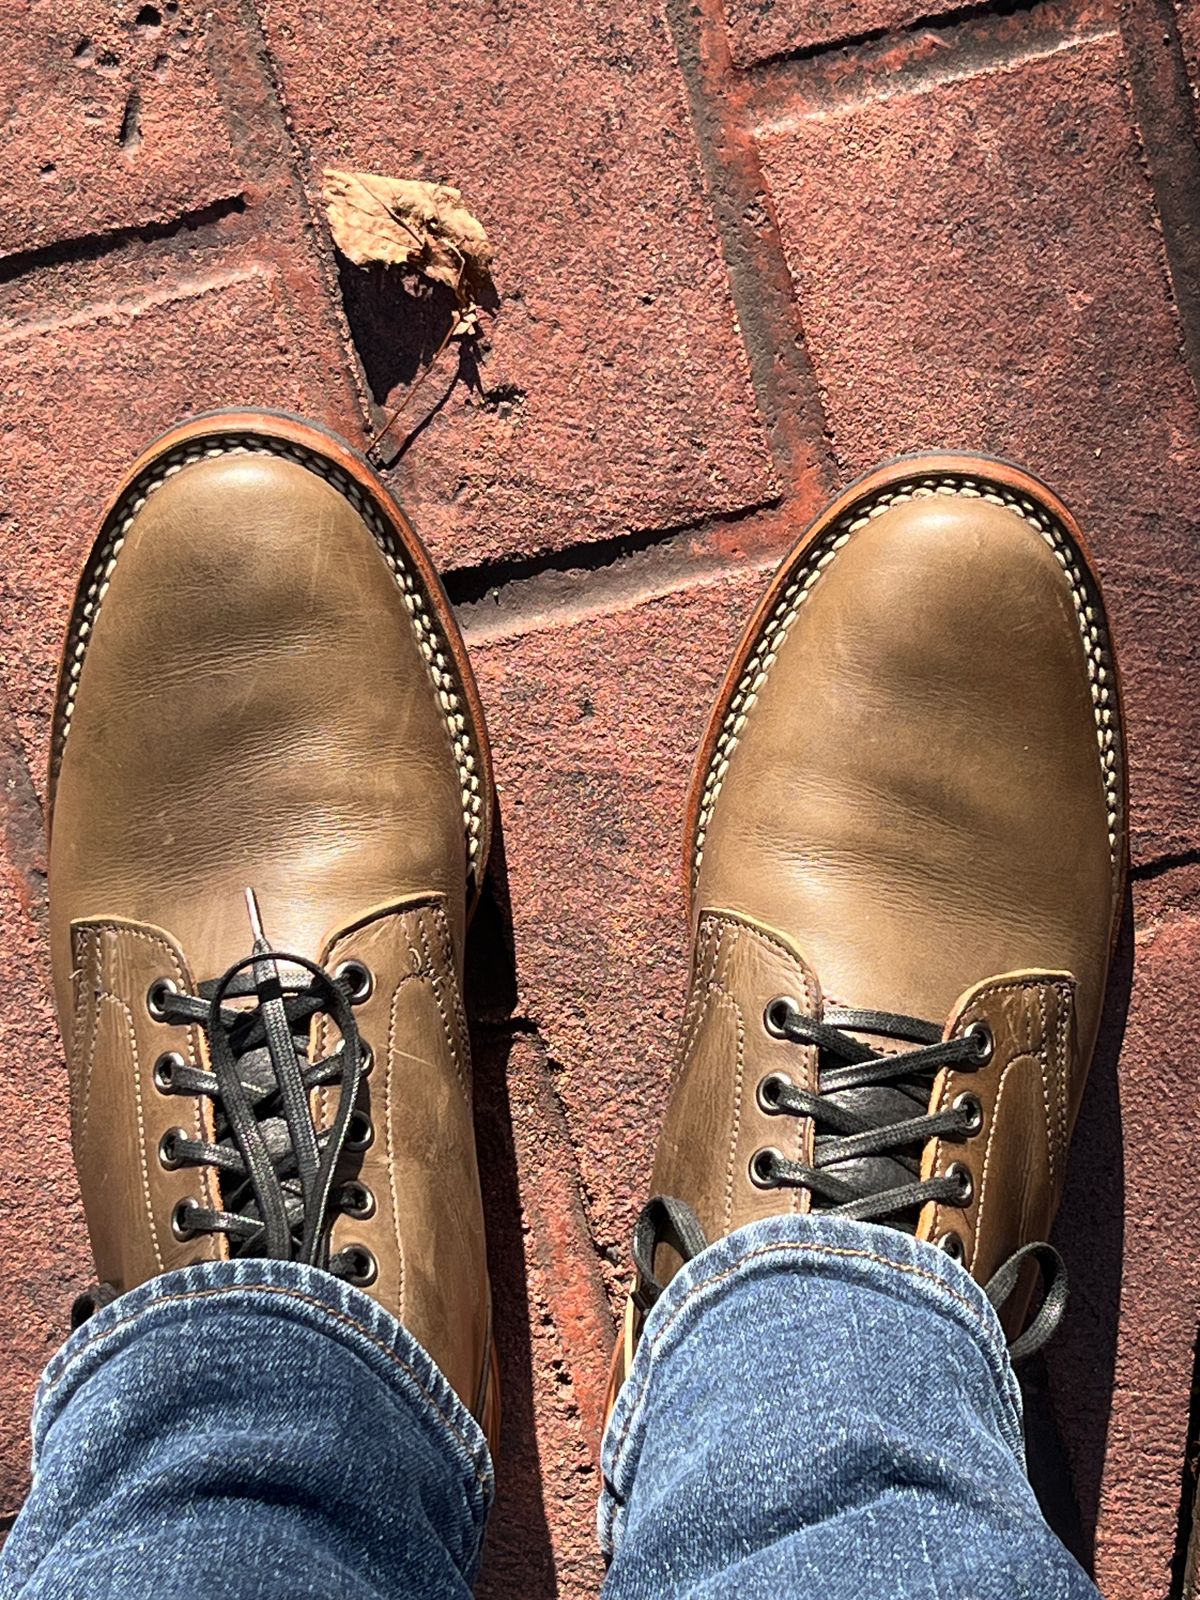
[243,887,280,991]
[244,886,267,950]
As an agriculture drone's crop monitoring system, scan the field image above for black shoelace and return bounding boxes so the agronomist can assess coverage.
[634,997,1068,1361]
[72,893,373,1328]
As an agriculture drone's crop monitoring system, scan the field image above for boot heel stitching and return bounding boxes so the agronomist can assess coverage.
[966,1055,1028,1274]
[101,990,166,1274]
[1036,987,1055,1187]
[415,905,471,1100]
[712,987,744,1235]
[385,988,406,1325]
[1053,990,1070,1172]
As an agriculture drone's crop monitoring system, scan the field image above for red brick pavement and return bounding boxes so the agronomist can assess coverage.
[2,0,1199,1594]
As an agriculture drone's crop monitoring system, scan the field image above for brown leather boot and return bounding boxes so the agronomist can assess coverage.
[611,453,1127,1401]
[48,411,499,1450]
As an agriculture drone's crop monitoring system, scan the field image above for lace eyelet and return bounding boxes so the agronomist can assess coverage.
[341,1244,378,1287]
[171,1197,201,1241]
[334,960,374,1005]
[147,978,180,1022]
[963,1020,994,1064]
[340,1181,376,1221]
[153,1051,185,1092]
[937,1230,965,1262]
[951,1091,984,1136]
[756,1072,793,1114]
[333,1040,373,1079]
[158,1127,189,1171]
[945,1161,974,1206]
[346,1110,374,1152]
[749,1147,782,1188]
[763,996,801,1038]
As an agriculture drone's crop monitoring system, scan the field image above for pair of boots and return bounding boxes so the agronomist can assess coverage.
[49,410,1125,1457]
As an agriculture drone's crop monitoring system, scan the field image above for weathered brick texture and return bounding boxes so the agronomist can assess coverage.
[0,0,1198,1593]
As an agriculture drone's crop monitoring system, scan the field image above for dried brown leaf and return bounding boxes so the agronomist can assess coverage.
[322,169,493,308]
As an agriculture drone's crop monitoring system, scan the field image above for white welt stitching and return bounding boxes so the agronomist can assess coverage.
[692,476,1121,888]
[57,436,484,876]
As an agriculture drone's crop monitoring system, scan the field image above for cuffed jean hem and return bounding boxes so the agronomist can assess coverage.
[35,1258,493,1522]
[5,1258,494,1600]
[599,1212,1025,1557]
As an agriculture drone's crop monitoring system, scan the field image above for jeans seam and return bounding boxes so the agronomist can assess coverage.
[43,1284,490,1489]
[611,1239,1009,1461]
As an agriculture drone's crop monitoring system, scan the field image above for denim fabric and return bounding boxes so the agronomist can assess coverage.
[0,1219,1097,1599]
[600,1213,1100,1599]
[0,1259,491,1600]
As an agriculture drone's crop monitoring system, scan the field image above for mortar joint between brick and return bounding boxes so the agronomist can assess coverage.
[0,196,248,290]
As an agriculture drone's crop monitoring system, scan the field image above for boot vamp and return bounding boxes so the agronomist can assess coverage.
[695,490,1121,1073]
[49,448,470,1013]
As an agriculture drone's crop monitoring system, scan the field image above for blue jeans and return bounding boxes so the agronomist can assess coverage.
[0,1216,1098,1599]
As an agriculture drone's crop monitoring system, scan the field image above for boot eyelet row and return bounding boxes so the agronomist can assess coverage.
[158,1127,189,1170]
[935,1165,976,1262]
[945,1161,974,1206]
[333,960,374,1006]
[340,1181,376,1221]
[346,1110,374,1151]
[951,1091,984,1136]
[171,1197,201,1241]
[763,996,801,1038]
[146,978,179,1021]
[963,1020,994,1064]
[756,1072,793,1113]
[749,1147,783,1188]
[153,1051,185,1092]
[341,1244,378,1287]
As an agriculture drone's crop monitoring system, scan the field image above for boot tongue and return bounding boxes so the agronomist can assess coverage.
[811,1011,945,1232]
[194,890,361,1259]
[816,1081,930,1232]
[196,955,312,1245]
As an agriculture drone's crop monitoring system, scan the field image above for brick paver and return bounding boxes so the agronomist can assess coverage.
[724,0,924,64]
[257,0,780,566]
[1,0,241,254]
[1,0,1199,1595]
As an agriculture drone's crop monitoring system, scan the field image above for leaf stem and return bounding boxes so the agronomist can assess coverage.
[366,316,468,457]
